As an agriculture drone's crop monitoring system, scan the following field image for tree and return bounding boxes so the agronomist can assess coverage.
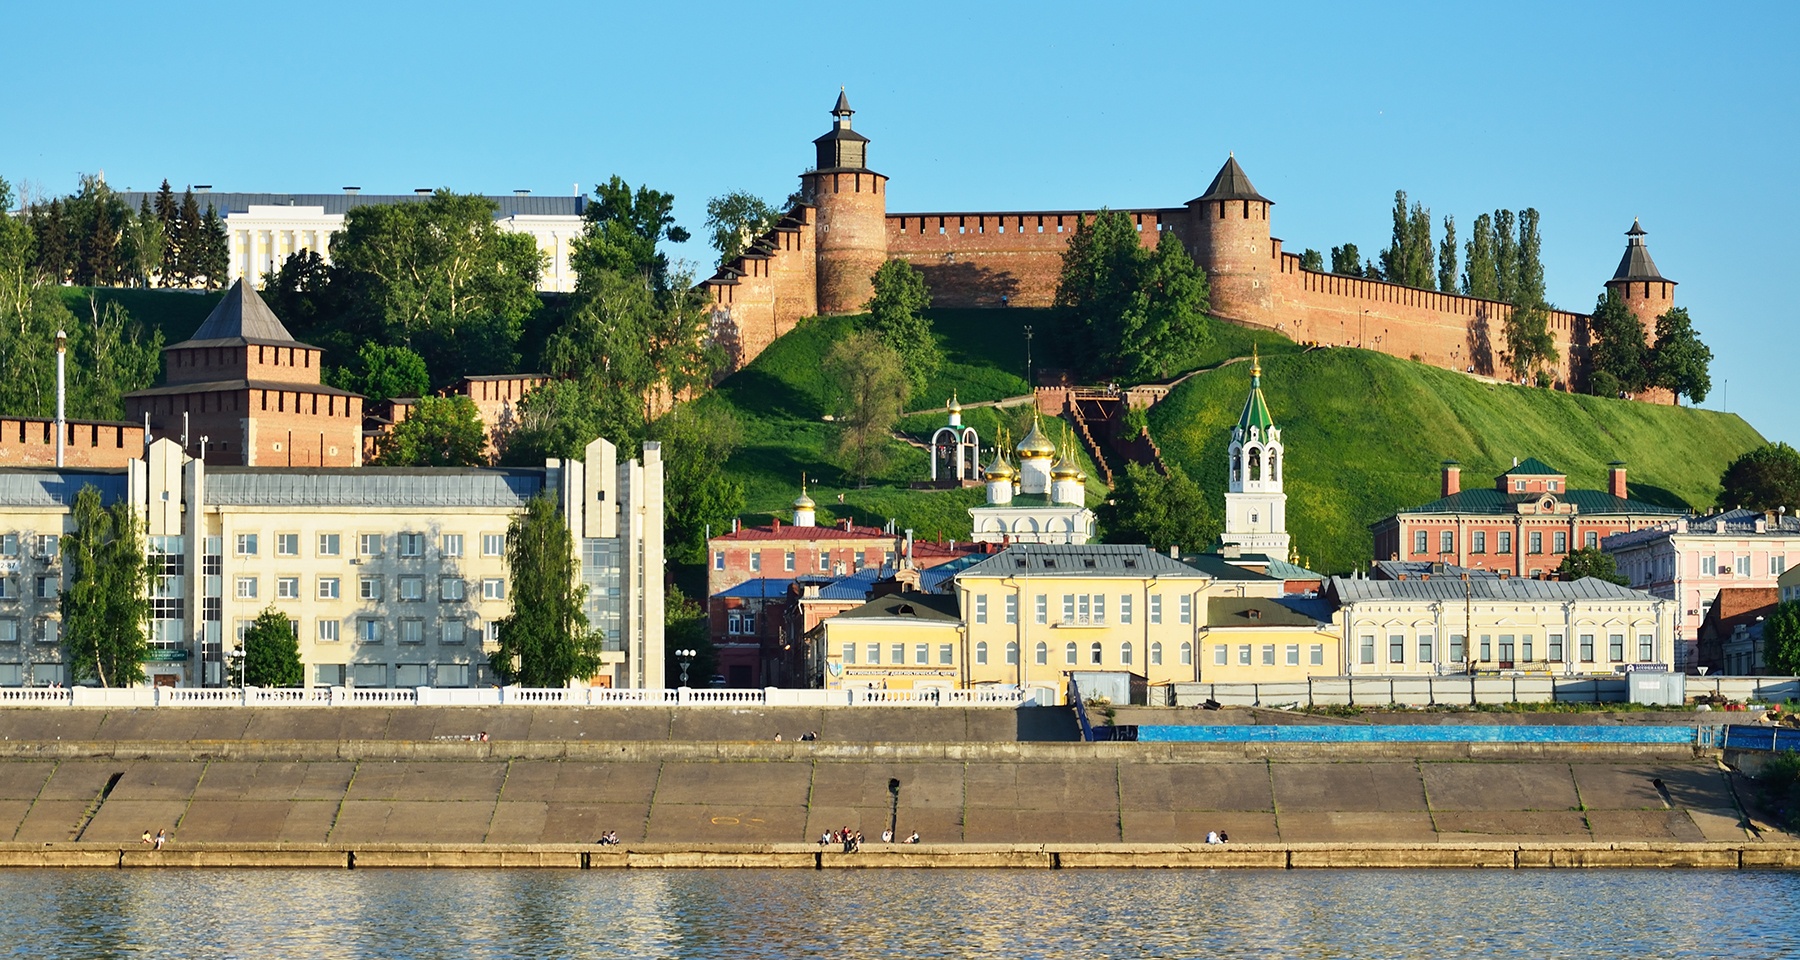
[663,585,716,686]
[372,395,488,466]
[824,330,908,487]
[1299,248,1324,272]
[28,199,74,284]
[242,606,303,687]
[1096,463,1217,553]
[490,494,605,687]
[865,258,941,394]
[1463,212,1497,299]
[572,175,690,292]
[1766,601,1800,677]
[704,191,781,266]
[1330,243,1363,276]
[1649,306,1712,404]
[1119,230,1211,380]
[262,249,366,361]
[331,342,430,405]
[174,189,202,287]
[1053,210,1211,379]
[1586,290,1649,397]
[153,180,179,285]
[195,203,230,290]
[1437,215,1458,293]
[1490,209,1518,307]
[1514,208,1546,309]
[651,403,746,565]
[1557,547,1629,586]
[1378,191,1435,290]
[1501,302,1558,381]
[119,196,164,288]
[1718,443,1800,513]
[60,485,149,687]
[500,379,618,465]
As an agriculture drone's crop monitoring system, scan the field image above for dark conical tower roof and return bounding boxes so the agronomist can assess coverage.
[1194,154,1271,204]
[833,88,853,117]
[172,279,309,348]
[812,88,871,171]
[1611,218,1672,284]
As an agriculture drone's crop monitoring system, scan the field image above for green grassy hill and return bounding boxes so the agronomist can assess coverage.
[57,287,223,344]
[1151,345,1766,575]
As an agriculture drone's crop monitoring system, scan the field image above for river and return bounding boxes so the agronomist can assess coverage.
[0,868,1788,958]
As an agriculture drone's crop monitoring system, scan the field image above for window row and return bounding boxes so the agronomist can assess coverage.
[1354,632,1656,665]
[0,576,63,600]
[238,617,498,646]
[233,532,505,559]
[0,618,60,643]
[842,639,1205,669]
[234,576,504,602]
[1213,643,1328,668]
[312,662,475,688]
[717,549,893,574]
[969,592,1189,626]
[0,534,59,559]
[1413,529,1598,556]
[1699,555,1790,578]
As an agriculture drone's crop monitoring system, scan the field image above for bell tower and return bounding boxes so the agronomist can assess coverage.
[803,89,889,314]
[1221,349,1290,557]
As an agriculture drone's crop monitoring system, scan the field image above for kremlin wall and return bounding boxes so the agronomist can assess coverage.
[704,94,1678,401]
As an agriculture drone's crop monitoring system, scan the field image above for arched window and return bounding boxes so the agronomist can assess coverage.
[1180,642,1193,665]
[1249,447,1262,481]
[1120,642,1134,665]
[1005,642,1018,665]
[1270,450,1280,482]
[1150,642,1164,666]
[975,641,988,665]
[1064,642,1077,665]
[1089,642,1103,665]
[1230,447,1242,484]
[1035,641,1048,666]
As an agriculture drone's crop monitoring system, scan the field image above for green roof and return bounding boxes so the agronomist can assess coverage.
[835,592,960,623]
[1237,366,1275,433]
[1384,487,1683,521]
[1206,597,1327,628]
[1499,457,1561,478]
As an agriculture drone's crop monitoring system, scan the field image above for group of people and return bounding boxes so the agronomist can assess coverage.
[1204,830,1231,844]
[819,826,920,850]
[774,732,820,741]
[139,829,167,849]
[595,831,621,845]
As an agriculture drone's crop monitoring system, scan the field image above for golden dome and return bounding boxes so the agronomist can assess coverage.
[948,393,962,413]
[793,491,816,509]
[983,452,1017,481]
[1051,455,1082,480]
[1015,419,1056,459]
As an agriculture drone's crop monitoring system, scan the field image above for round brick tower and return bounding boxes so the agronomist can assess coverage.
[1604,219,1676,329]
[1185,155,1274,324]
[804,90,888,314]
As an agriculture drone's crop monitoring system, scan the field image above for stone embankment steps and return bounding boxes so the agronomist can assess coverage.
[1,842,1796,870]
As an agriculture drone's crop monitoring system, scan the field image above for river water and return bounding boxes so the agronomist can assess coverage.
[0,867,1789,959]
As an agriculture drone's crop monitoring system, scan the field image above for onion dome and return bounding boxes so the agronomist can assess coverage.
[948,393,962,414]
[793,490,816,510]
[983,450,1017,481]
[1051,454,1082,480]
[1015,419,1056,460]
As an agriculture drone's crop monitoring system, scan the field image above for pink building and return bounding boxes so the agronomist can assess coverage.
[1604,510,1800,672]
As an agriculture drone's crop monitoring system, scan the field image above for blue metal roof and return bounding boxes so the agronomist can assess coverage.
[0,471,127,508]
[714,578,796,600]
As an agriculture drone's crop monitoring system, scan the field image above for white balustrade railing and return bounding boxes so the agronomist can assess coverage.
[0,684,1042,708]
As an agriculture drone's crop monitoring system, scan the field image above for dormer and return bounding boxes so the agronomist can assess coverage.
[1495,457,1567,495]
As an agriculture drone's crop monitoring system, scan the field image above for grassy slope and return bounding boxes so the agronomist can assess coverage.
[58,287,223,344]
[1151,344,1767,575]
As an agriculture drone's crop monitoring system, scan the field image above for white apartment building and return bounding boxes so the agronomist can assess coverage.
[1604,509,1800,670]
[0,436,662,689]
[115,190,586,293]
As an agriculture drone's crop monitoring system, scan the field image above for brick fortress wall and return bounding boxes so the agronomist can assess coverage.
[0,418,143,468]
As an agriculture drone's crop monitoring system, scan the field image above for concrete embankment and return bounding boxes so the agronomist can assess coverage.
[2,841,1795,870]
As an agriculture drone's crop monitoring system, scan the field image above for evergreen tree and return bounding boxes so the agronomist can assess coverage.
[1462,212,1497,299]
[490,494,605,687]
[865,258,940,395]
[120,196,164,288]
[1437,215,1458,293]
[1491,209,1518,306]
[196,203,230,290]
[30,199,74,284]
[1330,243,1363,276]
[1299,248,1324,272]
[242,606,303,687]
[174,188,202,287]
[153,180,179,286]
[60,486,150,687]
[72,175,122,287]
[1586,290,1649,396]
[371,395,488,466]
[1649,306,1712,404]
[1718,442,1800,513]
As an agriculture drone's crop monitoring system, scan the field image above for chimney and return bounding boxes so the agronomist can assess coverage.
[1442,460,1461,497]
[343,186,361,195]
[1608,461,1628,499]
[513,189,531,196]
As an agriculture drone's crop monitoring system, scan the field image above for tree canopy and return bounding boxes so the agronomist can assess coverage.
[824,330,909,487]
[242,607,303,687]
[1765,601,1800,677]
[865,258,940,395]
[1586,290,1650,397]
[490,494,605,687]
[704,191,782,267]
[1378,190,1435,290]
[1556,547,1629,586]
[372,395,488,467]
[60,486,149,687]
[1718,443,1800,513]
[651,403,746,565]
[1097,463,1218,554]
[1649,306,1712,404]
[1053,211,1211,381]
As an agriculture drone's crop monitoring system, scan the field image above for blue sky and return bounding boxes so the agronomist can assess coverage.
[5,1,1795,446]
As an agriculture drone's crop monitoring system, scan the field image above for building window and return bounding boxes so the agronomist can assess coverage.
[1440,531,1454,555]
[1418,635,1433,663]
[1472,531,1486,554]
[1414,531,1428,555]
[1151,642,1164,666]
[842,643,856,665]
[277,577,299,600]
[1033,642,1046,666]
[1179,642,1192,665]
[317,577,340,600]
[1448,634,1464,662]
[1035,595,1047,625]
[1178,595,1191,625]
[1608,634,1624,661]
[1214,644,1228,666]
[1773,556,1789,576]
[0,578,13,600]
[400,619,424,644]
[1553,532,1567,554]
[1089,642,1102,665]
[1580,634,1595,661]
[36,619,58,644]
[1498,532,1512,554]
[1284,644,1299,666]
[1120,595,1133,624]
[1239,645,1252,666]
[1065,642,1077,665]
[35,534,58,559]
[1497,635,1515,663]
[974,594,988,624]
[1701,556,1717,576]
[818,550,830,570]
[318,533,341,557]
[1389,634,1405,663]
[1737,556,1751,577]
[712,551,725,571]
[0,534,15,557]
[441,578,465,601]
[939,644,953,665]
[1005,642,1018,665]
[482,578,505,601]
[1093,595,1107,623]
[1548,633,1565,661]
[359,577,381,601]
[399,533,424,558]
[0,619,16,643]
[1309,644,1324,666]
[1149,595,1162,624]
[1005,595,1017,624]
[276,533,299,557]
[1638,635,1654,662]
[235,533,259,556]
[1062,594,1075,622]
[749,552,761,573]
[1528,532,1542,554]
[358,619,381,643]
[482,534,505,558]
[1120,642,1133,666]
[1479,635,1492,661]
[360,533,382,557]
[1515,480,1526,492]
[783,550,795,572]
[400,577,424,601]
[1585,532,1599,550]
[317,619,340,642]
[973,642,985,666]
[1522,635,1534,661]
[29,575,52,600]
[1257,644,1272,666]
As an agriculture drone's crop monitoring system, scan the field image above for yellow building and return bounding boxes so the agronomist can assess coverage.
[1196,596,1341,683]
[820,592,962,692]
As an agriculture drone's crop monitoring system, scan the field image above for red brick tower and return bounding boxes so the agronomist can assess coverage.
[1605,219,1676,331]
[804,89,888,314]
[1185,155,1275,325]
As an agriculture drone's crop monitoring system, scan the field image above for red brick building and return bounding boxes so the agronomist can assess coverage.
[1370,459,1682,577]
[124,280,363,466]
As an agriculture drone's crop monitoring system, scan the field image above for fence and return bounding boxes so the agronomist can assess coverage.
[1131,723,1703,745]
[1719,725,1800,752]
[0,686,1030,709]
[1161,675,1800,709]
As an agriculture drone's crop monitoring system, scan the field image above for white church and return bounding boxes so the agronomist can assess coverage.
[965,413,1096,545]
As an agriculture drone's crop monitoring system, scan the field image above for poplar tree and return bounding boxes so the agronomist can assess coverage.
[1515,208,1546,308]
[1437,216,1458,293]
[1330,243,1363,276]
[60,486,149,688]
[1491,209,1518,306]
[1379,190,1436,289]
[1462,213,1496,299]
[490,494,604,688]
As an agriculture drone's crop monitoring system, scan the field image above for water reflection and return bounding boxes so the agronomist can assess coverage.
[0,868,1790,959]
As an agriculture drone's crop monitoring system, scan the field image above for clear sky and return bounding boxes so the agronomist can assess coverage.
[5,1,1795,446]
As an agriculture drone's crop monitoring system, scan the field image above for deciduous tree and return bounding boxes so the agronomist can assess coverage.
[1586,290,1649,397]
[1718,443,1800,513]
[824,330,908,487]
[1330,243,1363,277]
[60,485,149,687]
[372,395,488,466]
[704,191,781,266]
[1556,547,1629,586]
[1765,601,1800,678]
[1053,210,1211,380]
[1097,462,1217,554]
[1299,248,1324,272]
[491,494,605,687]
[242,606,303,687]
[1462,213,1497,299]
[865,258,940,395]
[1649,306,1712,405]
[330,342,430,405]
[1437,215,1458,293]
[651,403,746,565]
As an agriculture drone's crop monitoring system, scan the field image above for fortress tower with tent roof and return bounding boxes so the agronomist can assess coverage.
[703,93,1685,403]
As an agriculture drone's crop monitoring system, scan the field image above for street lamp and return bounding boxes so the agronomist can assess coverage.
[1022,325,1034,388]
[676,649,697,688]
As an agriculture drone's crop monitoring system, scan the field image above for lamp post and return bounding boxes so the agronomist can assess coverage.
[676,648,696,688]
[1023,325,1034,389]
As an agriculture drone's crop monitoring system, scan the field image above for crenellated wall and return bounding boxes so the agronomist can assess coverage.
[886,210,1163,308]
[0,417,144,467]
[705,208,818,373]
